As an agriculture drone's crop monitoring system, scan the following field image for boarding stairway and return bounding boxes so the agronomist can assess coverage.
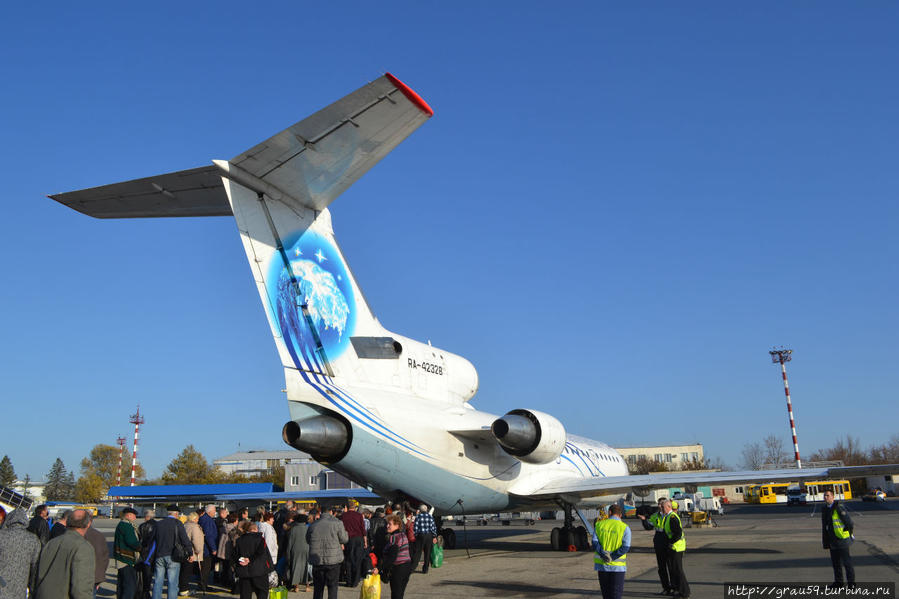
[0,484,33,512]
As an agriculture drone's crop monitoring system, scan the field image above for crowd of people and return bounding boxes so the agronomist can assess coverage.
[0,489,862,599]
[0,504,107,599]
[0,498,439,599]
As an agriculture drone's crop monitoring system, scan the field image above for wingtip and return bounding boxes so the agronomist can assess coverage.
[385,72,434,117]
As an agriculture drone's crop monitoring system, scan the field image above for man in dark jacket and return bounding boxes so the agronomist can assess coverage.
[214,506,230,584]
[85,515,110,595]
[307,506,349,599]
[661,499,690,599]
[274,501,295,543]
[27,504,51,546]
[50,510,71,540]
[115,507,142,599]
[34,508,95,599]
[138,510,157,599]
[339,500,366,587]
[638,499,673,595]
[0,508,42,597]
[145,505,193,599]
[198,504,219,592]
[822,489,854,588]
[367,508,387,560]
[232,522,270,597]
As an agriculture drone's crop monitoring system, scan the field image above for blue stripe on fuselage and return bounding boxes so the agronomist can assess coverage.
[297,344,427,454]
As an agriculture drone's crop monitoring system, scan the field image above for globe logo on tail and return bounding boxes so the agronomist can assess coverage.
[267,230,356,368]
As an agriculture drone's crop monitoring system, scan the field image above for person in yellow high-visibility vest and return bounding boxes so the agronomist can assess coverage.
[592,504,631,599]
[821,489,854,589]
[638,498,672,595]
[660,499,690,599]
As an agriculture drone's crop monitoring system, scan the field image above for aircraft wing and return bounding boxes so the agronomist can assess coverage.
[48,72,433,218]
[520,464,899,502]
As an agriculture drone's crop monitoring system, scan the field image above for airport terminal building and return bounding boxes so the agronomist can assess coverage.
[213,449,314,477]
[212,449,362,492]
[283,462,364,493]
[614,443,704,469]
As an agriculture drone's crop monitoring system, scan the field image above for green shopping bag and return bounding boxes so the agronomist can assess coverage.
[430,543,444,568]
[269,586,288,599]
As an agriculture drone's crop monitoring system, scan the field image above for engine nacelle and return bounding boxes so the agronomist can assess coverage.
[282,415,351,463]
[491,409,566,464]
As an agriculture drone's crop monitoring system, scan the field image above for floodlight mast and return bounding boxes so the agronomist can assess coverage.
[129,406,144,486]
[115,436,127,487]
[770,348,801,469]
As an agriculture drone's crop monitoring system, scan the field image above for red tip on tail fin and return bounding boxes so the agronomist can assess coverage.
[385,73,434,117]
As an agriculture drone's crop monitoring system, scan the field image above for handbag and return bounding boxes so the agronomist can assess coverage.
[171,539,190,563]
[263,549,279,588]
[267,570,280,588]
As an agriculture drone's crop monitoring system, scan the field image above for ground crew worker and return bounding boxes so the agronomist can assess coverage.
[821,489,854,589]
[638,498,672,595]
[592,504,631,599]
[661,499,690,599]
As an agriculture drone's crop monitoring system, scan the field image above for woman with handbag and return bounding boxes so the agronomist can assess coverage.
[374,514,413,599]
[232,521,271,599]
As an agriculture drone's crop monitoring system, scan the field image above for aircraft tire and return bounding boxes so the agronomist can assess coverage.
[558,528,572,551]
[442,528,456,550]
[575,526,589,551]
[550,527,561,551]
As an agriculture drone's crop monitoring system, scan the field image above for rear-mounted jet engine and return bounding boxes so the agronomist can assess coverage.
[491,409,566,464]
[282,414,351,463]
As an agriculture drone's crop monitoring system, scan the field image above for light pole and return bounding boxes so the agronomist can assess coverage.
[770,348,801,469]
[115,436,127,487]
[129,406,144,486]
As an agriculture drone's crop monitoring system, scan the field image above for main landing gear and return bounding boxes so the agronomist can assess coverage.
[549,502,590,552]
[434,515,457,549]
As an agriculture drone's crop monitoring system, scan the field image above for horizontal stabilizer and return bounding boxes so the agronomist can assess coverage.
[49,73,432,219]
[48,166,229,218]
[228,72,431,213]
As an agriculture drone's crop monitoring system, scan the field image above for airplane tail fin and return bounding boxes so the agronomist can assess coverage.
[50,73,433,381]
[218,73,433,378]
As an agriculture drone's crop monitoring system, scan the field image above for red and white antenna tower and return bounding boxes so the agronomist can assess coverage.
[770,348,801,469]
[115,436,127,487]
[129,406,145,486]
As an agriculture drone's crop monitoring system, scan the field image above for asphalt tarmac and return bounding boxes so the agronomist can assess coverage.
[91,499,899,598]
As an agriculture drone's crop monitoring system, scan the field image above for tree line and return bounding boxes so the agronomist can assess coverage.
[1,444,285,504]
[740,434,899,470]
[625,434,899,475]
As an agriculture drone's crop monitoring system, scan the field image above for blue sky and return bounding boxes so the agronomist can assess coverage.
[2,2,896,481]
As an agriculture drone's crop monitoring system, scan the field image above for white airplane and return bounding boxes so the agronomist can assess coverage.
[51,73,897,550]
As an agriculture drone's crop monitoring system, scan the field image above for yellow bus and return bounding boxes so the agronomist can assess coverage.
[803,480,851,502]
[744,485,761,503]
[756,483,792,504]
